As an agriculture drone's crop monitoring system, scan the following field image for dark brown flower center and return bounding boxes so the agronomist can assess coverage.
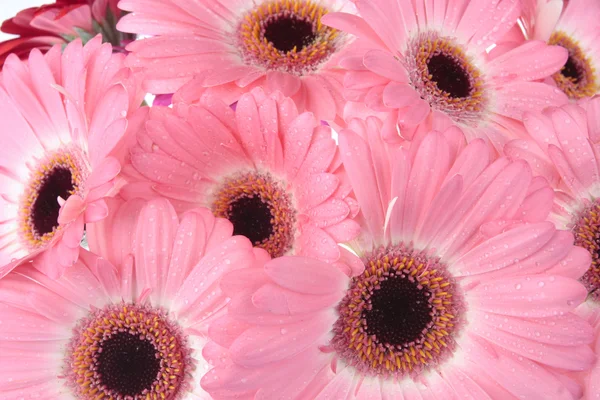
[20,149,86,248]
[212,172,296,258]
[264,14,316,53]
[406,32,487,124]
[549,31,598,99]
[332,245,463,378]
[228,195,275,244]
[237,0,342,75]
[363,275,434,347]
[65,303,192,400]
[96,332,161,396]
[426,53,472,99]
[31,167,74,237]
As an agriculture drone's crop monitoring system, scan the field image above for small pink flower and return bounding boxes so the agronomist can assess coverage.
[202,126,594,399]
[322,0,570,149]
[520,0,600,99]
[125,87,359,263]
[0,37,142,279]
[0,0,132,68]
[117,0,357,122]
[0,197,265,399]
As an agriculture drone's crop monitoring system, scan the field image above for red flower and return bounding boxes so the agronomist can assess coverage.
[0,0,130,68]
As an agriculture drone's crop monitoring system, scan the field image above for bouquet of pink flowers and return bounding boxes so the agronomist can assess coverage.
[0,0,599,398]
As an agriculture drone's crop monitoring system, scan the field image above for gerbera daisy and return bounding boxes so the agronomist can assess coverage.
[0,197,265,399]
[116,0,356,122]
[0,0,132,68]
[505,97,600,299]
[322,0,570,148]
[126,87,359,263]
[0,37,142,279]
[519,0,600,99]
[201,123,595,399]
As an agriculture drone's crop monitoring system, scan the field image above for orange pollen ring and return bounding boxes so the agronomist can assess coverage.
[237,0,341,75]
[549,31,598,99]
[18,148,86,249]
[212,172,296,258]
[64,303,193,400]
[405,32,487,124]
[573,202,600,300]
[331,245,464,378]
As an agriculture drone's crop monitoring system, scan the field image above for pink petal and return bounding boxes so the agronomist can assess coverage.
[453,222,556,277]
[134,198,179,300]
[84,199,109,223]
[363,49,408,83]
[382,81,420,108]
[229,311,334,367]
[474,311,593,346]
[474,319,594,370]
[488,41,568,82]
[296,224,340,263]
[283,112,318,180]
[252,283,342,315]
[62,215,85,248]
[264,256,348,295]
[266,71,301,97]
[85,156,121,188]
[57,195,85,225]
[468,275,587,318]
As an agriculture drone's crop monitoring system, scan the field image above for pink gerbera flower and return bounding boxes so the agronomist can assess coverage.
[201,125,595,399]
[0,37,142,279]
[322,0,570,148]
[116,0,356,122]
[505,97,600,301]
[519,0,600,99]
[0,0,132,69]
[126,87,359,262]
[0,197,264,399]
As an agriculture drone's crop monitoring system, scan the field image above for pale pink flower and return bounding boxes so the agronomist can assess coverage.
[505,97,600,300]
[322,0,570,149]
[116,0,356,122]
[125,87,359,262]
[0,37,142,280]
[0,197,264,399]
[202,125,595,399]
[519,0,600,99]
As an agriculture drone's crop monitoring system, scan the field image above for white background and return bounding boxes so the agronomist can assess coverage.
[0,0,48,40]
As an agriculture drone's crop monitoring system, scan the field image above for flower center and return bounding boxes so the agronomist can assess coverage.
[264,14,316,53]
[406,32,487,124]
[572,202,600,300]
[65,303,193,400]
[331,245,463,378]
[237,0,343,75]
[212,172,296,257]
[96,332,161,396]
[426,53,472,98]
[549,32,598,99]
[19,149,87,249]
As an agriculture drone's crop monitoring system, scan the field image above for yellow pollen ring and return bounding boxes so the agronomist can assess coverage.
[237,0,340,74]
[212,172,296,258]
[573,203,600,299]
[18,149,85,249]
[65,304,190,400]
[332,246,463,378]
[406,32,487,124]
[549,31,598,99]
